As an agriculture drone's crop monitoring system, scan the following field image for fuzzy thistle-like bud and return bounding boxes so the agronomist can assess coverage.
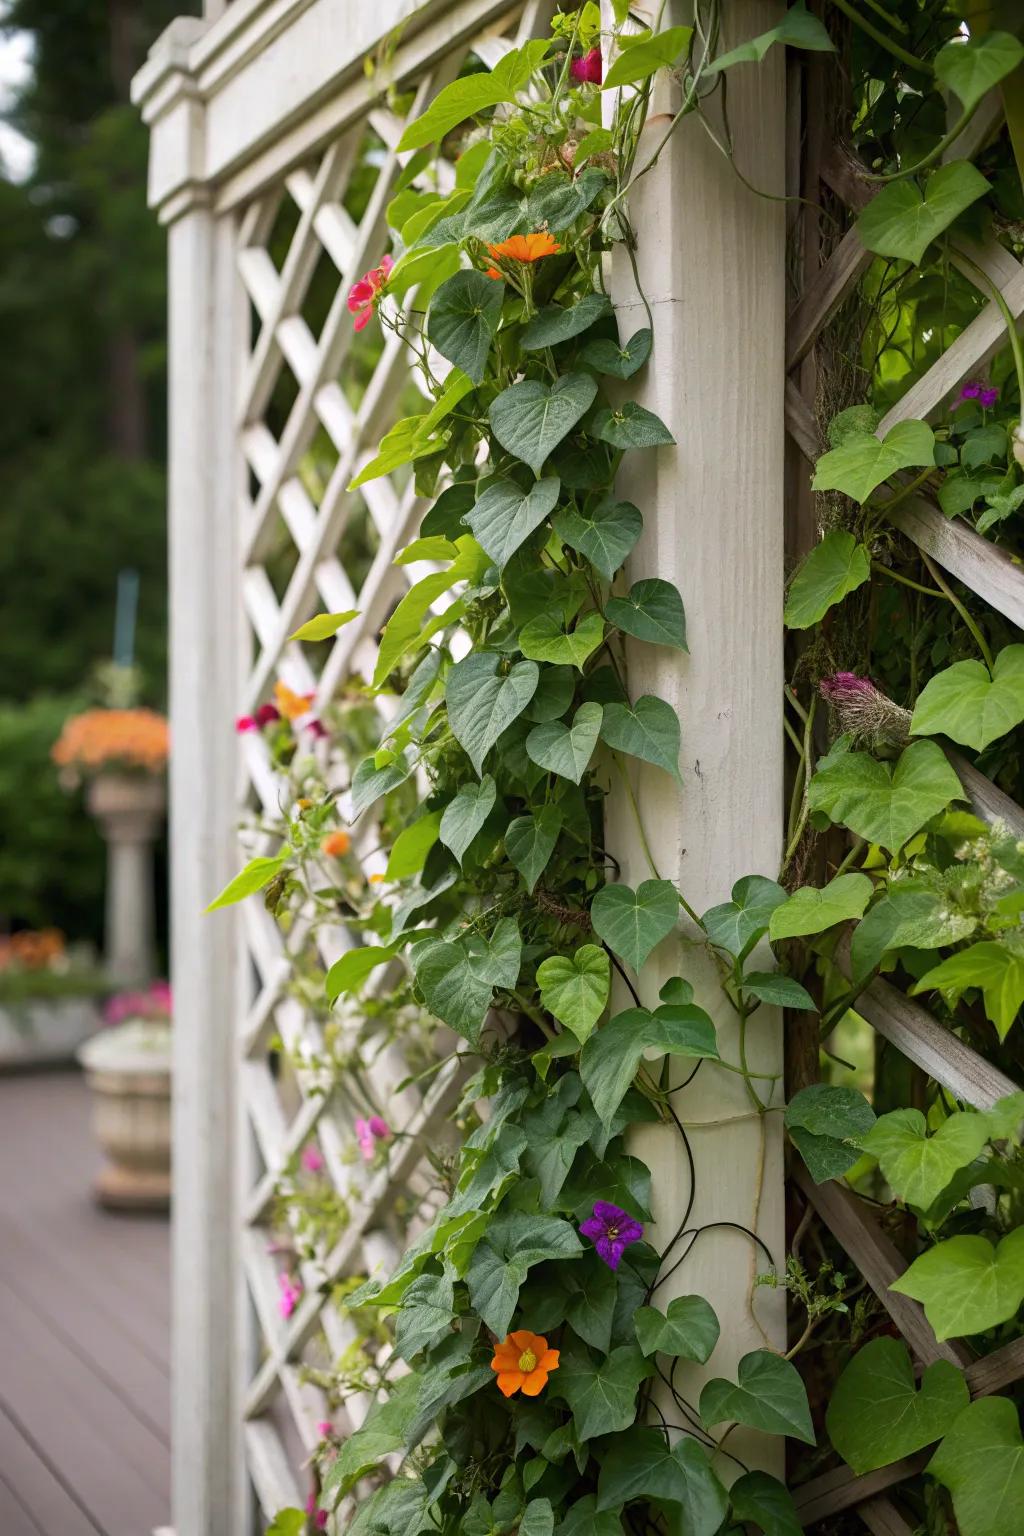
[819,672,911,749]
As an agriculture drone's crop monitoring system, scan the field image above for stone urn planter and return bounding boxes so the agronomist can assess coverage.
[77,1018,172,1211]
[86,772,166,986]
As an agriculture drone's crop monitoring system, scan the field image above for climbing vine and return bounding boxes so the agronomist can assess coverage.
[211,5,1024,1535]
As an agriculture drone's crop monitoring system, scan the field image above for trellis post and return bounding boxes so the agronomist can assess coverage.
[135,22,249,1535]
[607,0,789,1472]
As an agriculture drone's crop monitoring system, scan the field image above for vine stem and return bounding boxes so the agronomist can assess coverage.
[613,754,662,880]
[919,550,995,672]
[871,562,945,599]
[829,0,933,75]
[953,246,1024,412]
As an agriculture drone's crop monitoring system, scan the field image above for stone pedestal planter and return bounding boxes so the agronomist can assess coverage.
[0,997,103,1069]
[86,773,166,986]
[78,1020,172,1211]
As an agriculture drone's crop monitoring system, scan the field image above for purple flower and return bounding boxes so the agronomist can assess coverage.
[959,380,998,408]
[580,1201,643,1270]
[571,47,602,84]
[960,382,982,401]
[818,671,876,706]
[979,386,999,408]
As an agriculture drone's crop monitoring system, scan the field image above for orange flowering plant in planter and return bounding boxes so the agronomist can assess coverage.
[52,707,169,786]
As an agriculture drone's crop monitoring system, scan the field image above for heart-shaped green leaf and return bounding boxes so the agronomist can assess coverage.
[526,702,603,782]
[742,971,816,1010]
[600,695,681,779]
[553,497,643,581]
[398,39,551,150]
[911,645,1024,752]
[935,31,1024,115]
[590,878,679,970]
[707,1,834,72]
[827,1338,969,1475]
[524,665,576,722]
[579,328,652,379]
[728,1472,803,1536]
[464,475,561,569]
[427,269,504,384]
[393,1273,456,1361]
[557,1342,652,1440]
[849,883,976,986]
[490,373,598,476]
[785,1084,876,1184]
[520,611,605,670]
[634,1294,720,1361]
[911,941,1024,1042]
[811,421,935,504]
[606,578,687,650]
[446,653,539,774]
[700,1349,815,1444]
[505,806,563,892]
[596,1428,728,1534]
[784,530,871,627]
[521,293,612,350]
[591,401,674,450]
[581,1004,718,1127]
[807,739,963,851]
[702,874,787,958]
[769,873,873,940]
[536,945,610,1043]
[439,774,497,865]
[891,1226,1024,1339]
[412,917,522,1043]
[856,161,990,266]
[928,1397,1024,1536]
[861,1108,991,1211]
[351,751,415,820]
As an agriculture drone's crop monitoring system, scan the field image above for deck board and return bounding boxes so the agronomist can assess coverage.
[0,1069,171,1535]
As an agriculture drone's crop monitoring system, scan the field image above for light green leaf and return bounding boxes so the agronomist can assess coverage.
[520,611,605,670]
[373,539,488,686]
[266,1512,306,1536]
[806,738,963,851]
[490,373,598,476]
[527,702,603,782]
[205,852,289,912]
[890,1227,1024,1339]
[446,653,539,774]
[707,2,834,72]
[728,1473,801,1536]
[827,1339,968,1476]
[911,645,1024,752]
[505,806,563,892]
[849,882,976,986]
[579,328,652,379]
[911,941,1024,1041]
[856,161,991,266]
[553,497,643,581]
[395,536,459,565]
[521,293,613,350]
[385,811,443,881]
[351,751,414,820]
[603,26,693,89]
[394,1273,455,1360]
[591,401,675,450]
[386,242,461,306]
[928,1397,1024,1536]
[596,1427,728,1534]
[439,774,497,865]
[555,1342,651,1439]
[702,875,787,958]
[861,1108,991,1211]
[606,578,687,650]
[785,1084,876,1184]
[398,40,551,150]
[427,270,504,384]
[326,942,401,1002]
[699,1350,815,1444]
[784,531,871,628]
[581,1003,718,1127]
[769,873,873,940]
[536,945,610,1044]
[590,879,679,970]
[984,1091,1024,1144]
[811,421,935,504]
[936,32,1024,115]
[412,918,522,1043]
[600,695,681,779]
[290,609,359,642]
[465,476,561,569]
[742,971,816,1010]
[634,1295,720,1362]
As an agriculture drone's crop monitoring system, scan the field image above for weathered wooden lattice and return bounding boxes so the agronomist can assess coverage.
[784,76,1024,1536]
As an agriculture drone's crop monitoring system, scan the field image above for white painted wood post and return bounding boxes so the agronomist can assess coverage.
[607,1,788,1475]
[135,24,250,1534]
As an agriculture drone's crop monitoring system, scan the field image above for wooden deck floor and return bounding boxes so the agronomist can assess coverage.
[0,1069,171,1535]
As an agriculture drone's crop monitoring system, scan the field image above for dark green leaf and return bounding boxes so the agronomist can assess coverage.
[527,703,604,782]
[580,328,652,379]
[521,293,613,350]
[439,775,497,865]
[634,1295,720,1362]
[490,373,598,476]
[553,498,643,581]
[506,806,563,892]
[591,401,675,450]
[446,653,539,774]
[699,1350,815,1444]
[590,879,679,970]
[600,695,681,779]
[826,1338,969,1475]
[606,578,687,650]
[465,476,561,570]
[427,270,504,384]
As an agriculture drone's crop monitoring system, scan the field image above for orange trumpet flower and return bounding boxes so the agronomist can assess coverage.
[486,231,561,279]
[490,1330,559,1398]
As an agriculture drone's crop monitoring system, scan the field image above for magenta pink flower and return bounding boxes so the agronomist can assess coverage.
[305,718,329,740]
[818,671,875,705]
[255,702,281,727]
[236,715,257,733]
[306,1491,328,1529]
[302,1144,325,1173]
[571,47,602,84]
[580,1201,643,1270]
[347,254,394,332]
[355,1115,390,1160]
[317,1419,333,1437]
[278,1271,302,1319]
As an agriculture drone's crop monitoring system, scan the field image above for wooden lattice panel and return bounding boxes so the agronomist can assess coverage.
[784,102,1024,1536]
[227,4,549,1518]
